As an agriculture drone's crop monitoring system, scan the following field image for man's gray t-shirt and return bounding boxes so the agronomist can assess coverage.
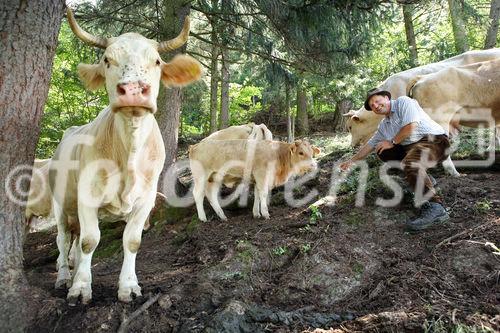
[367,96,446,147]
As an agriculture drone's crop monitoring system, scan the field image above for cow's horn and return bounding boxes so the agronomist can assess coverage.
[157,16,190,53]
[66,8,107,49]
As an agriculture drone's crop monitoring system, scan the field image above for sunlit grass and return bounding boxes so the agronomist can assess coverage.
[307,132,353,157]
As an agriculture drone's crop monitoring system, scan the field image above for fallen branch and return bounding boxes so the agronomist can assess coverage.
[118,293,162,333]
[433,222,495,251]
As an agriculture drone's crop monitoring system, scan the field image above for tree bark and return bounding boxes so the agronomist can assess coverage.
[219,0,230,129]
[0,1,64,331]
[219,48,230,129]
[156,1,190,194]
[285,81,294,142]
[208,5,219,134]
[296,82,309,135]
[484,0,500,49]
[402,3,418,66]
[334,99,353,132]
[447,0,469,53]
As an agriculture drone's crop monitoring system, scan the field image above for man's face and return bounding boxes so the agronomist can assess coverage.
[369,95,390,115]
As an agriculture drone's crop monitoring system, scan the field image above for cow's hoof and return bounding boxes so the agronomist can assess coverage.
[67,285,92,306]
[55,278,72,290]
[55,268,72,289]
[118,285,142,303]
[262,213,270,220]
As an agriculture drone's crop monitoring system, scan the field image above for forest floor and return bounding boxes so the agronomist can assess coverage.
[24,133,499,333]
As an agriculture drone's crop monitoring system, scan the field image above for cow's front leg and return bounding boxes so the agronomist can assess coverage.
[54,202,72,289]
[67,204,99,305]
[118,201,152,302]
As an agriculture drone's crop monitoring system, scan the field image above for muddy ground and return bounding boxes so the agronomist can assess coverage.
[24,147,499,332]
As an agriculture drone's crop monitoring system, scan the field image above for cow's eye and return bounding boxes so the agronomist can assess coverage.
[299,152,304,156]
[104,57,110,68]
[156,59,161,66]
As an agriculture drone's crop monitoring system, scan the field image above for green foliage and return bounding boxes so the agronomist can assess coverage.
[181,80,209,136]
[309,205,322,224]
[229,84,263,125]
[272,246,289,256]
[474,199,492,215]
[451,127,499,160]
[38,0,500,162]
[38,22,107,158]
[300,242,311,254]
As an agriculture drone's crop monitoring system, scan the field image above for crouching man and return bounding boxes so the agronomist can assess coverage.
[340,88,451,231]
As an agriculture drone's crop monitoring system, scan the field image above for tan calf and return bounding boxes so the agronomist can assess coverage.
[189,140,320,221]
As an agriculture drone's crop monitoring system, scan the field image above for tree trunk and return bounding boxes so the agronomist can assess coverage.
[209,35,219,134]
[447,0,469,53]
[0,1,64,331]
[219,49,230,129]
[219,0,230,129]
[484,0,500,49]
[334,99,353,132]
[156,1,190,194]
[208,0,219,133]
[296,83,309,135]
[285,81,293,142]
[402,4,418,66]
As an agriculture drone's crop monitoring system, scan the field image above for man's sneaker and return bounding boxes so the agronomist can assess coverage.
[405,202,449,231]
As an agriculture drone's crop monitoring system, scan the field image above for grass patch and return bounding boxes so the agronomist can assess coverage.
[94,221,126,258]
[451,127,498,160]
[474,199,492,215]
[308,133,352,157]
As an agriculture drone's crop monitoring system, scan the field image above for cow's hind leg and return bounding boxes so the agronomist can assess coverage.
[205,181,227,221]
[67,205,99,305]
[193,177,208,221]
[54,202,72,289]
[442,156,460,177]
[252,186,261,218]
[255,181,271,219]
[118,198,154,302]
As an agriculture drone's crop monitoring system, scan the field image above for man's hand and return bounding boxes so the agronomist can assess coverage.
[339,160,354,171]
[376,140,394,154]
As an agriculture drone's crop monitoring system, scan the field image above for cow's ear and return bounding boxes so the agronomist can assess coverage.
[161,54,202,87]
[351,115,361,122]
[343,110,355,117]
[312,146,321,157]
[77,63,105,90]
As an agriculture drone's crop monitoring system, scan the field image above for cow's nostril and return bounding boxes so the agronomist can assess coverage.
[142,85,150,96]
[117,84,126,96]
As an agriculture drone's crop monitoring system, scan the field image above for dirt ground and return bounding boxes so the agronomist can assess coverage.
[23,149,500,332]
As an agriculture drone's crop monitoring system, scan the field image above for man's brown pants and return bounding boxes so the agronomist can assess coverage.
[377,135,450,204]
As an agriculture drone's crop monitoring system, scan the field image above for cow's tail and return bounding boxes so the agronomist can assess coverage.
[260,124,273,140]
[248,124,260,140]
[406,77,420,98]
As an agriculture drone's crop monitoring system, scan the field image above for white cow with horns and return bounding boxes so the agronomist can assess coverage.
[50,9,201,304]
